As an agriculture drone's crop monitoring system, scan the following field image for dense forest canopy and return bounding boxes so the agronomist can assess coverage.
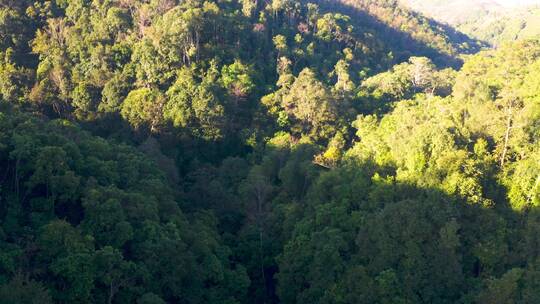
[0,0,539,303]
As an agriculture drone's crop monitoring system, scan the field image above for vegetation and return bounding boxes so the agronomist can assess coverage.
[403,0,540,46]
[458,6,540,46]
[0,0,539,303]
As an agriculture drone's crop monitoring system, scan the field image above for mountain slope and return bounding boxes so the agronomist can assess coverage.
[459,5,540,45]
[401,0,504,24]
[401,0,540,45]
[0,2,482,303]
[1,0,540,303]
[315,0,482,65]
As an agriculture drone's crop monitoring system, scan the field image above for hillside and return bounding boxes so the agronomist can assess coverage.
[459,5,540,45]
[401,0,540,45]
[0,1,539,303]
[402,0,504,24]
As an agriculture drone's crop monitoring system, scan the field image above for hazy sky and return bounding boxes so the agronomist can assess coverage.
[494,0,540,6]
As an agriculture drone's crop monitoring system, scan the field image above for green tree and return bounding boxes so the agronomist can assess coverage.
[164,65,226,139]
[0,275,52,304]
[121,88,164,131]
[282,68,337,140]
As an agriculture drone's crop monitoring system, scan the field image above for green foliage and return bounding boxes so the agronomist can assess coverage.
[0,1,538,303]
[221,60,255,99]
[476,268,524,304]
[121,88,164,130]
[270,39,540,303]
[404,1,540,46]
[282,68,337,140]
[0,109,248,303]
[164,65,226,140]
[0,275,52,304]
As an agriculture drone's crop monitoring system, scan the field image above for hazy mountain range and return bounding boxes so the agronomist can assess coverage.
[400,0,540,45]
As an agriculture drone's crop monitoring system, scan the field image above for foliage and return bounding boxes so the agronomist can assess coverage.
[0,1,538,303]
[0,109,248,303]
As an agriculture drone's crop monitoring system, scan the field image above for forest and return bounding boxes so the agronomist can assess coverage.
[402,0,540,47]
[0,0,538,303]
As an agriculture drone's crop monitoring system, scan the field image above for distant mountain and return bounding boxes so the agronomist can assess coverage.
[400,0,540,45]
[459,6,540,46]
[401,0,503,24]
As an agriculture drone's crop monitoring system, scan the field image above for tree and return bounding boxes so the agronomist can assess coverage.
[315,13,352,42]
[273,35,288,56]
[476,268,524,304]
[221,60,255,101]
[409,56,436,92]
[94,246,137,304]
[0,49,32,102]
[72,82,100,117]
[240,166,275,300]
[121,88,164,131]
[332,59,355,96]
[99,71,134,113]
[132,40,174,87]
[282,68,337,140]
[164,65,226,140]
[38,220,95,303]
[0,275,52,304]
[0,109,249,303]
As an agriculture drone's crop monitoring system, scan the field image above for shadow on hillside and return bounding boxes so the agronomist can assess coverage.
[312,0,485,68]
[175,137,537,303]
[79,111,254,176]
[1,102,537,303]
